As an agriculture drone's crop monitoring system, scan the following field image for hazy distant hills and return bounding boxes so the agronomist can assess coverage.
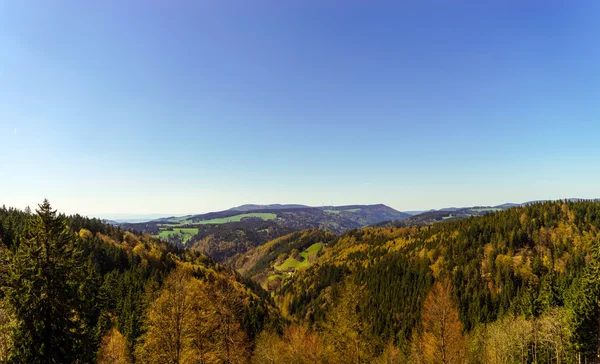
[109,199,595,225]
[228,204,310,211]
[122,204,409,232]
[375,198,598,228]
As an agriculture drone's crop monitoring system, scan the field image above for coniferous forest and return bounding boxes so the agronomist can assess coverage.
[1,199,600,363]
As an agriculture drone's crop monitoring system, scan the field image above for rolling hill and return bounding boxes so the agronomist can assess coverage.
[269,199,600,362]
[120,204,410,262]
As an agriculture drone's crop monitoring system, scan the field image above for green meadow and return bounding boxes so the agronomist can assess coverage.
[267,274,283,281]
[157,228,199,243]
[195,213,277,225]
[155,213,277,243]
[274,242,324,272]
[163,212,277,225]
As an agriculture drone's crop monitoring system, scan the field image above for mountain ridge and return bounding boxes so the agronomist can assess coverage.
[375,198,600,228]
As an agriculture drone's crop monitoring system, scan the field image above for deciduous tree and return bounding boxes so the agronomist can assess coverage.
[323,280,374,363]
[421,281,467,364]
[98,328,130,364]
[140,268,202,363]
[207,279,250,363]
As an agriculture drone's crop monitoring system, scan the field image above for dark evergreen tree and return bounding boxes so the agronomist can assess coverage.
[570,240,600,362]
[6,200,86,363]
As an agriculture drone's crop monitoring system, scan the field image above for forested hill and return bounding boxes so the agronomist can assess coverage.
[271,200,600,362]
[121,204,409,263]
[0,201,280,362]
[376,199,599,228]
[232,229,338,291]
[122,203,409,236]
[374,206,507,227]
[4,200,600,363]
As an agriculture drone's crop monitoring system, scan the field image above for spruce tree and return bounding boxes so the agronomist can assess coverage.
[6,199,85,363]
[570,240,600,362]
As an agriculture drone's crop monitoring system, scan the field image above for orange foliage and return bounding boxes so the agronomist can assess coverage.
[97,328,129,364]
[421,281,467,364]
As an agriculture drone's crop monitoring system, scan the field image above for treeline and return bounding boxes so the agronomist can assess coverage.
[0,201,278,363]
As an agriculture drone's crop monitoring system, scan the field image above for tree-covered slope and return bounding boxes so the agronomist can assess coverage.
[273,200,600,362]
[7,200,600,363]
[0,202,280,362]
[375,205,507,227]
[232,229,337,290]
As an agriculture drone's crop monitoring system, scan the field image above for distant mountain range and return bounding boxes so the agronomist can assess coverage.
[104,198,596,224]
[112,204,410,225]
[228,204,310,212]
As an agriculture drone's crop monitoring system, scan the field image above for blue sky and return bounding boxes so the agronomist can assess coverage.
[1,1,599,217]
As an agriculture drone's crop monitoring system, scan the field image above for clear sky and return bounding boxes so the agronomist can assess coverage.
[1,1,599,217]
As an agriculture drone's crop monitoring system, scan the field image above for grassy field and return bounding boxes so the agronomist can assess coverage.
[274,243,324,272]
[268,274,283,281]
[157,228,199,243]
[274,256,304,271]
[442,213,474,220]
[156,213,276,244]
[165,215,193,224]
[163,213,277,225]
[195,213,277,225]
[301,242,324,258]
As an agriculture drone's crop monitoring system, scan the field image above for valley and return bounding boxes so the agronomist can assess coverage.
[3,199,600,363]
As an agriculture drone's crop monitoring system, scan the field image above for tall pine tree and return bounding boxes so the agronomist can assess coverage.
[6,200,86,363]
